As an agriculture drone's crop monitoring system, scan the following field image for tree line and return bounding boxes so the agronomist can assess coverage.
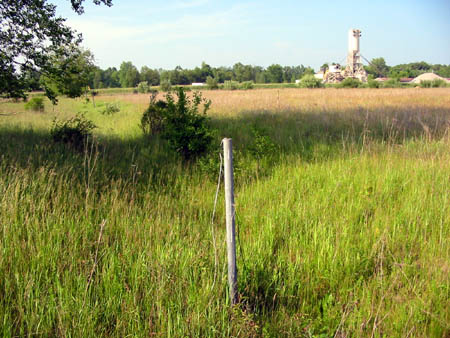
[363,58,450,79]
[87,61,316,89]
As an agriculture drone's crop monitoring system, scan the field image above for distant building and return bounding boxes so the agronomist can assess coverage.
[192,83,205,86]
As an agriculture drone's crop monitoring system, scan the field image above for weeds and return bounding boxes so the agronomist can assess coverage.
[0,88,449,337]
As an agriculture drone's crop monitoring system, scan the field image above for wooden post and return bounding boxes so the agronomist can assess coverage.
[223,138,238,305]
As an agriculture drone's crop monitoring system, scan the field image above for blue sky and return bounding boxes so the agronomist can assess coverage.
[53,0,450,71]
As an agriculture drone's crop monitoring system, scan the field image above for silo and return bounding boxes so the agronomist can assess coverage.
[348,29,361,55]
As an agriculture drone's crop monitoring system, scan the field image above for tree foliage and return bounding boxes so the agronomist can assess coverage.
[0,0,112,100]
[118,61,140,88]
[40,46,96,102]
[365,57,390,78]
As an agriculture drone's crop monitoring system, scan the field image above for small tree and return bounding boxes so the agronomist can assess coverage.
[137,81,150,93]
[339,78,361,88]
[298,74,323,88]
[160,79,172,92]
[163,88,213,160]
[206,76,219,90]
[141,88,214,160]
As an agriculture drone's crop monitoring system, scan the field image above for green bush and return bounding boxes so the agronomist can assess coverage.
[140,94,167,135]
[298,75,323,88]
[164,88,213,160]
[420,79,447,88]
[160,80,172,92]
[339,77,362,88]
[248,127,278,159]
[368,79,380,88]
[206,76,219,90]
[142,88,214,160]
[382,78,402,88]
[240,81,254,90]
[101,102,120,115]
[24,97,45,112]
[50,113,96,150]
[137,81,150,93]
[223,80,239,90]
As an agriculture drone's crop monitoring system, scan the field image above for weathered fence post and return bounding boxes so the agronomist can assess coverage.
[223,138,238,305]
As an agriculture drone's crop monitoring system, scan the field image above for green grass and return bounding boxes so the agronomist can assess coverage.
[0,92,449,337]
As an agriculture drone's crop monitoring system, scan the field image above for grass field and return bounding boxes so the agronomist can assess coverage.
[0,88,449,336]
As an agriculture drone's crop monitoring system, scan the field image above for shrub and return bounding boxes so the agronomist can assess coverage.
[206,76,219,90]
[368,79,380,88]
[420,79,447,88]
[24,97,45,112]
[248,127,278,159]
[140,93,167,135]
[164,88,213,160]
[50,113,96,150]
[223,80,239,90]
[137,81,150,93]
[240,81,254,90]
[298,75,323,88]
[339,77,362,88]
[102,102,120,115]
[160,80,172,92]
[141,87,214,160]
[382,78,402,88]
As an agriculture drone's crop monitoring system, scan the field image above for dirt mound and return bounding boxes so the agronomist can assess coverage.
[411,72,450,83]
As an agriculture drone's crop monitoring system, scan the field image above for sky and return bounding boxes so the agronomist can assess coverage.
[52,0,450,71]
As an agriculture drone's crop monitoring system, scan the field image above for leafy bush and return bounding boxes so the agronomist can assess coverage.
[223,80,239,90]
[141,87,214,160]
[102,102,120,115]
[160,80,172,92]
[298,75,323,88]
[24,97,45,112]
[50,113,96,150]
[140,93,167,135]
[368,79,380,88]
[206,76,219,90]
[248,127,278,159]
[240,81,254,90]
[163,88,214,160]
[419,79,447,88]
[339,77,362,88]
[382,78,402,88]
[137,81,150,93]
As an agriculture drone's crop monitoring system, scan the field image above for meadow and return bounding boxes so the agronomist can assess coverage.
[0,88,449,337]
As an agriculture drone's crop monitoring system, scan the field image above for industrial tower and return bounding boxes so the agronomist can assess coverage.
[343,29,367,82]
[323,29,368,83]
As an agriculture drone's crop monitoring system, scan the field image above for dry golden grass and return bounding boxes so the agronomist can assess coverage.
[106,88,450,117]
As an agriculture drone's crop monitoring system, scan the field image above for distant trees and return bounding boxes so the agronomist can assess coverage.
[266,64,284,83]
[118,62,140,88]
[140,66,160,86]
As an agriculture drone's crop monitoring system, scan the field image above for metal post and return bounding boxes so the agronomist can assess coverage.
[223,138,237,305]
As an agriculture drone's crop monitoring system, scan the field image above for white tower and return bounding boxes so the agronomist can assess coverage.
[344,29,367,82]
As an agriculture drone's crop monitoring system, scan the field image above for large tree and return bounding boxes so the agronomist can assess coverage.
[365,57,390,78]
[0,0,112,100]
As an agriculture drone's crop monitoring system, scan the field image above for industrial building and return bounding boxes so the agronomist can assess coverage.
[322,29,368,83]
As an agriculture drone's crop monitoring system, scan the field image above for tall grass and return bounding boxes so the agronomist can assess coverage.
[0,88,449,336]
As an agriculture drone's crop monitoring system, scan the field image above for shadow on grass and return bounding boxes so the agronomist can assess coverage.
[1,106,449,189]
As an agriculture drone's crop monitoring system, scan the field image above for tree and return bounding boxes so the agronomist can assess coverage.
[40,46,96,102]
[266,64,283,83]
[140,66,160,86]
[365,57,390,78]
[118,61,140,88]
[0,0,112,100]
